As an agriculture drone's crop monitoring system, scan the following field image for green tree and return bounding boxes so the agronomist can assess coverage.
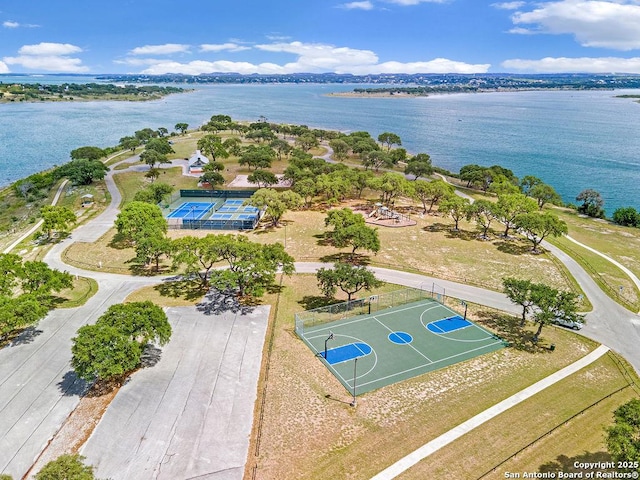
[613,207,640,227]
[56,159,109,185]
[245,188,302,227]
[199,170,225,190]
[208,235,295,297]
[515,211,568,253]
[270,138,293,160]
[198,134,229,162]
[329,138,350,161]
[438,195,471,231]
[98,301,171,346]
[40,205,76,239]
[247,169,279,188]
[0,294,49,342]
[527,184,561,210]
[520,175,543,196]
[70,146,106,161]
[325,209,380,260]
[576,189,605,218]
[157,126,168,137]
[466,199,498,238]
[35,454,96,480]
[171,235,224,287]
[368,172,410,207]
[71,323,142,383]
[139,149,169,169]
[316,263,383,301]
[495,193,537,237]
[412,179,453,214]
[606,399,640,471]
[115,202,167,244]
[134,234,173,271]
[295,133,319,152]
[362,150,392,172]
[239,145,276,170]
[135,127,158,143]
[20,260,73,296]
[502,277,537,326]
[145,137,174,155]
[404,153,433,180]
[175,122,189,134]
[377,132,402,151]
[292,177,318,208]
[119,136,140,152]
[531,286,583,341]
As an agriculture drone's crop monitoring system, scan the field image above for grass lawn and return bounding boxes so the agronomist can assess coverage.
[242,274,631,480]
[549,209,640,311]
[398,352,638,479]
[52,276,99,308]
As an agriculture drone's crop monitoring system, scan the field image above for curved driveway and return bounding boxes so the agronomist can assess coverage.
[1,155,639,478]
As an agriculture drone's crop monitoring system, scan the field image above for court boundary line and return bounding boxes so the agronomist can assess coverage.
[355,339,504,390]
[373,316,433,363]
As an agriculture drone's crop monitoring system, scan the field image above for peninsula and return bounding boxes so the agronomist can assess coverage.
[0,82,186,103]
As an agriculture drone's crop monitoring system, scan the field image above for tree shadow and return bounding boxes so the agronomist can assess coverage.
[196,288,256,316]
[8,326,43,347]
[424,223,449,233]
[493,240,532,255]
[154,279,208,301]
[474,309,552,353]
[314,232,333,247]
[57,370,90,397]
[140,344,162,368]
[445,229,476,241]
[108,233,132,250]
[298,295,343,311]
[127,262,173,277]
[318,252,371,265]
[539,451,612,475]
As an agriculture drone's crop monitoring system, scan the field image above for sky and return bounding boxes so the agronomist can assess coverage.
[2,0,640,75]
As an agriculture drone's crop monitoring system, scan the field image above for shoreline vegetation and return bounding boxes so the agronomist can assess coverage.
[0,82,186,103]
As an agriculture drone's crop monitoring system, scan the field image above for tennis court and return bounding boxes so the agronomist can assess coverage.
[167,202,215,219]
[297,297,505,395]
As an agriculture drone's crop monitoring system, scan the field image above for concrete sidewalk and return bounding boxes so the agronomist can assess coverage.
[370,344,610,480]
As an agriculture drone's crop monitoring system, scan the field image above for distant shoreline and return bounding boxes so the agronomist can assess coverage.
[0,83,189,104]
[327,87,629,99]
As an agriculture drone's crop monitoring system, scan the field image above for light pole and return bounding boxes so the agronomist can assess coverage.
[324,332,334,359]
[350,357,358,407]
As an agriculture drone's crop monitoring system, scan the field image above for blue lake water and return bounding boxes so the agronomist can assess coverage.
[1,75,639,215]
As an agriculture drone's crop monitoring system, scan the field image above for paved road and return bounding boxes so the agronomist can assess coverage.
[81,305,270,480]
[1,150,639,478]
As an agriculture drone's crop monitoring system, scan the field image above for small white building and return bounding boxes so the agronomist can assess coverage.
[188,150,209,174]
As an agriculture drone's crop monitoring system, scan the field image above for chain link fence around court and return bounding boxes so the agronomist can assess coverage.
[294,284,448,337]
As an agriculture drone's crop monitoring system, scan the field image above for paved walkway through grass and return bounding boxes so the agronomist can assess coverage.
[369,344,610,480]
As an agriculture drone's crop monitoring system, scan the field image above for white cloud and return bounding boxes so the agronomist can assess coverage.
[139,40,489,75]
[502,56,640,72]
[3,42,88,72]
[19,42,81,56]
[351,58,491,74]
[0,61,9,73]
[3,20,39,28]
[129,44,190,55]
[4,55,88,72]
[511,1,640,50]
[200,43,251,53]
[339,1,375,10]
[491,1,526,9]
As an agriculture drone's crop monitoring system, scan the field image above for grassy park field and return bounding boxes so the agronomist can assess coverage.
[6,124,640,478]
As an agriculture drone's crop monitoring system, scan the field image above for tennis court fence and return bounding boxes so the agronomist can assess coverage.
[294,284,447,337]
